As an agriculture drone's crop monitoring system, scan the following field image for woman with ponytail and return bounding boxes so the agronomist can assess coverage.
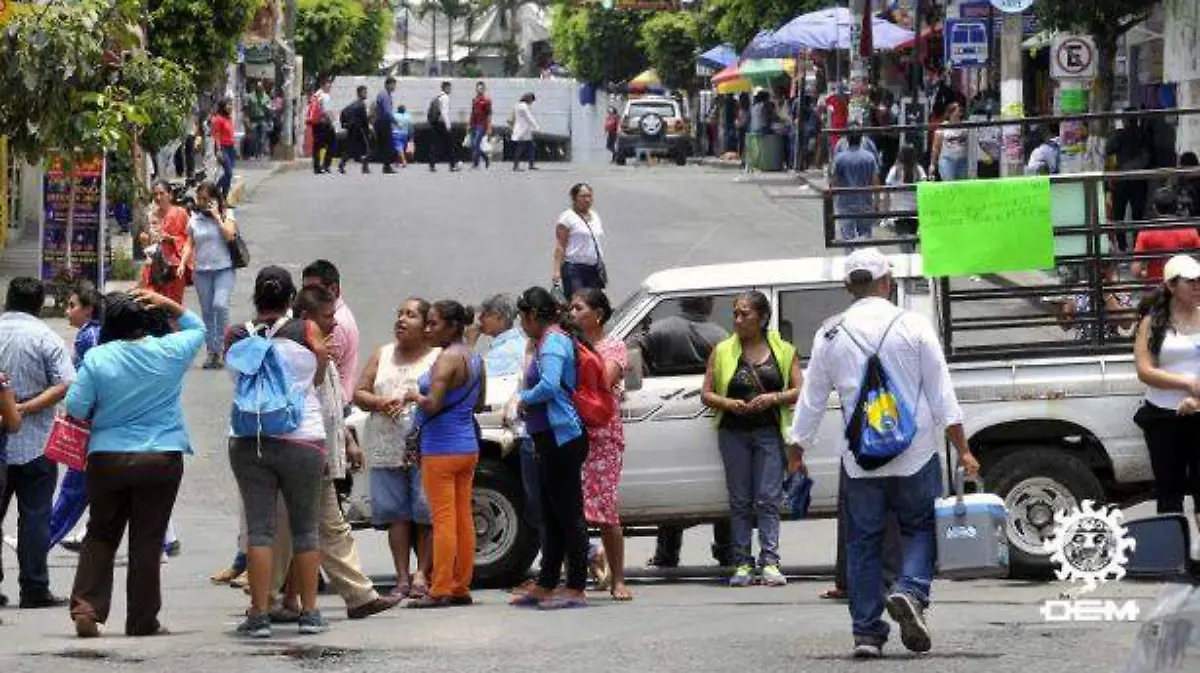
[701,290,801,588]
[509,286,591,610]
[1133,255,1200,530]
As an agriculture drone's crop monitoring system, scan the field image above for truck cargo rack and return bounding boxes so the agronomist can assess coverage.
[818,108,1200,363]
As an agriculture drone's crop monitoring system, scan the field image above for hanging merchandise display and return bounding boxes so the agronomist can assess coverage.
[41,155,108,294]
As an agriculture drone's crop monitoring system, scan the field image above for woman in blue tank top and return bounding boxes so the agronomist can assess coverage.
[403,300,486,608]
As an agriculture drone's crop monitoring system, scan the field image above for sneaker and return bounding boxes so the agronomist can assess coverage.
[852,637,884,659]
[885,592,932,653]
[729,565,754,588]
[760,565,787,587]
[297,611,329,635]
[235,612,272,638]
[163,540,182,557]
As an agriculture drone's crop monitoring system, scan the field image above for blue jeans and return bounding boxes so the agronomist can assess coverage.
[718,426,784,567]
[253,121,271,158]
[843,456,941,640]
[938,155,968,182]
[512,139,535,168]
[217,146,235,199]
[560,261,603,301]
[193,268,235,355]
[0,456,58,598]
[49,467,88,549]
[470,126,489,168]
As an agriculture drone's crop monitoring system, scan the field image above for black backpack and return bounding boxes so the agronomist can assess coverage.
[339,103,354,129]
[427,96,442,125]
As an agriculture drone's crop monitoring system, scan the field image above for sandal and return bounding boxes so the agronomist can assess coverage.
[610,584,634,602]
[589,551,611,591]
[409,578,429,599]
[509,593,542,608]
[390,579,412,599]
[538,596,588,610]
[819,587,847,601]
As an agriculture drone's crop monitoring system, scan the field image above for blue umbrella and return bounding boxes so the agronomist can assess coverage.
[740,30,799,59]
[697,43,738,70]
[772,7,913,51]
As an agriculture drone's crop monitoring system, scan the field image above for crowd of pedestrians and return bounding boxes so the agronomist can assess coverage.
[306,78,542,175]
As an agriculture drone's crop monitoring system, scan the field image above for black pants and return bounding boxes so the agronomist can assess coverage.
[652,521,733,566]
[374,119,395,169]
[1136,403,1200,514]
[312,122,335,173]
[339,127,371,172]
[512,139,535,169]
[70,452,182,635]
[0,455,57,600]
[429,125,456,169]
[1112,181,1149,251]
[533,431,590,592]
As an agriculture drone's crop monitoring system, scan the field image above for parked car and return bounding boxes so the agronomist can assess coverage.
[341,252,1155,588]
[614,95,692,166]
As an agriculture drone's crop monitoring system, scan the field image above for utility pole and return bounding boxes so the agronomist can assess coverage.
[280,0,297,159]
[998,12,1024,177]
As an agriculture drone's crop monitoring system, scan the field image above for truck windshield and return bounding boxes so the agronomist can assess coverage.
[605,287,647,336]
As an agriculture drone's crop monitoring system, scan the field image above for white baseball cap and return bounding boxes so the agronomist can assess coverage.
[844,248,892,282]
[1163,255,1200,281]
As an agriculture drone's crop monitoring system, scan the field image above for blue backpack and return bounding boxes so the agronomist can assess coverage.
[839,314,920,470]
[226,318,306,439]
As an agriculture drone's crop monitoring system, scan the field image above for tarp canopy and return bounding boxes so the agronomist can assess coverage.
[712,64,750,94]
[384,1,549,68]
[772,7,913,51]
[740,30,799,60]
[697,43,739,69]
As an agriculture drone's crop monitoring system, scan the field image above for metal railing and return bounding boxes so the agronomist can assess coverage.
[818,109,1200,362]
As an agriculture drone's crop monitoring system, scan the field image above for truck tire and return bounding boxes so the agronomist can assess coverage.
[473,458,538,588]
[983,447,1105,579]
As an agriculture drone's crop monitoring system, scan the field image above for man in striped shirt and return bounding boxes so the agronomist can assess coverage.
[0,277,76,608]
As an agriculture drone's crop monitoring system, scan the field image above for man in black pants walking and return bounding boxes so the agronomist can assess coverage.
[338,85,371,174]
[427,81,458,172]
[374,77,397,173]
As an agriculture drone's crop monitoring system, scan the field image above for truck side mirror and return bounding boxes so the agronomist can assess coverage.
[1125,514,1193,580]
[625,349,644,392]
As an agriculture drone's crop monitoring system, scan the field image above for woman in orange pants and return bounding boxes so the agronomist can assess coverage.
[404,300,486,608]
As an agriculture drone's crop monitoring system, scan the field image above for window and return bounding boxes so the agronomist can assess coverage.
[625,293,737,377]
[627,102,679,119]
[777,287,852,361]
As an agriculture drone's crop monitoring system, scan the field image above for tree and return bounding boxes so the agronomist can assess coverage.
[1034,0,1159,117]
[0,0,195,280]
[343,1,393,74]
[705,0,824,50]
[146,0,259,93]
[296,0,363,80]
[639,12,699,91]
[550,6,649,86]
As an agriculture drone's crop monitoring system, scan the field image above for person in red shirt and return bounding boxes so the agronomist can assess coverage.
[469,81,493,169]
[211,98,237,200]
[604,107,620,163]
[1132,188,1200,282]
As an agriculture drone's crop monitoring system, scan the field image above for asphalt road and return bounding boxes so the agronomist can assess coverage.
[0,163,1174,672]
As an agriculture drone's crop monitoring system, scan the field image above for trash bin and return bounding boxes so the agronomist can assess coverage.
[760,134,785,171]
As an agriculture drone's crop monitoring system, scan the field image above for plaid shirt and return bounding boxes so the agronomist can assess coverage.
[0,312,76,465]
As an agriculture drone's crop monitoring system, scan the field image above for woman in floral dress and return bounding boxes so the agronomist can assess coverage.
[569,288,632,601]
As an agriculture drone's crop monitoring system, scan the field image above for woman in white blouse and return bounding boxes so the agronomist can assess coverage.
[511,92,540,171]
[552,183,606,299]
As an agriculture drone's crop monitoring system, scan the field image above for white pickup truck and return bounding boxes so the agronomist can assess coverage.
[347,253,1154,588]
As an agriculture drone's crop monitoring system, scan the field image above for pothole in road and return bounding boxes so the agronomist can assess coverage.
[248,645,369,668]
[50,649,146,663]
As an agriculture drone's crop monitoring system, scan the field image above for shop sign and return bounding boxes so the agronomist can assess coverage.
[1051,35,1097,79]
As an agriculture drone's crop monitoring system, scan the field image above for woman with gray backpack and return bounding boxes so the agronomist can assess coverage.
[224,266,329,638]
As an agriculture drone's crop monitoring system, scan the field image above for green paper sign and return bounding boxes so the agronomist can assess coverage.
[916,176,1055,277]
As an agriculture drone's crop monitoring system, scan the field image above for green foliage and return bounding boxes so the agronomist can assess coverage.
[297,0,391,79]
[639,12,699,91]
[147,0,259,92]
[0,0,194,164]
[705,0,824,50]
[550,6,649,86]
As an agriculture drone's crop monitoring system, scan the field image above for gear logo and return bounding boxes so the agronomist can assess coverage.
[1043,500,1137,594]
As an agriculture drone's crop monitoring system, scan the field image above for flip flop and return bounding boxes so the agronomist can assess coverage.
[610,586,634,602]
[819,587,847,600]
[409,579,430,599]
[509,593,542,608]
[538,596,588,611]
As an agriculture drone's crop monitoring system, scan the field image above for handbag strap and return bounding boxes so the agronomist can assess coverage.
[578,212,604,265]
[414,353,482,430]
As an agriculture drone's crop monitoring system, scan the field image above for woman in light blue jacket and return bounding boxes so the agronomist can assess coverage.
[64,289,205,638]
[392,105,413,168]
[509,286,590,610]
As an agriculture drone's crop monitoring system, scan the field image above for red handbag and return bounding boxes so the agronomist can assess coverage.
[44,416,90,471]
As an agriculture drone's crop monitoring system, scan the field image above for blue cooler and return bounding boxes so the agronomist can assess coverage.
[935,468,1009,579]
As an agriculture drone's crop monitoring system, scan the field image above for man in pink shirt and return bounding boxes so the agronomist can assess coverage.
[302,260,359,401]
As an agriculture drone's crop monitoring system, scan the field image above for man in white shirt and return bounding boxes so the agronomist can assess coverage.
[790,248,980,659]
[428,81,458,172]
